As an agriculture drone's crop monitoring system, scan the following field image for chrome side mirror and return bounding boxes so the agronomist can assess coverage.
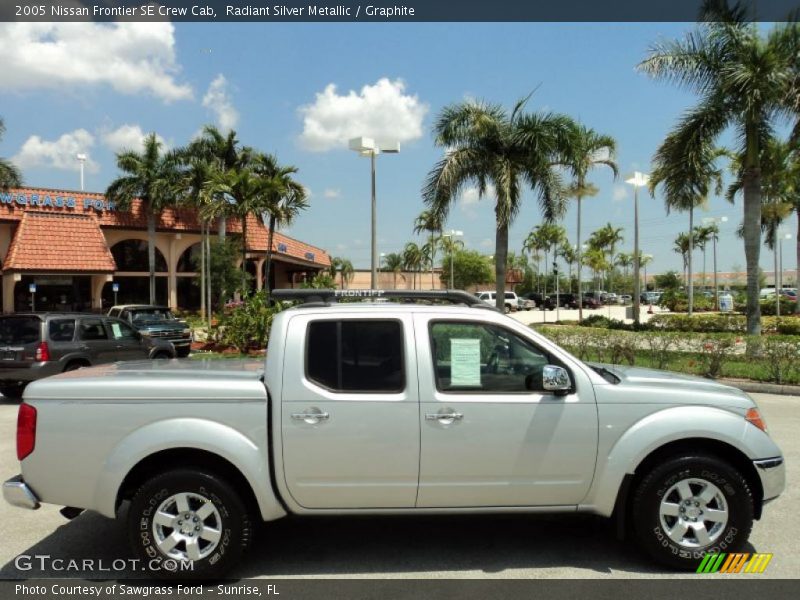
[542,365,571,393]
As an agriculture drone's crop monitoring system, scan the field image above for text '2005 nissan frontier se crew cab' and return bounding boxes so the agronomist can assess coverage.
[3,289,785,578]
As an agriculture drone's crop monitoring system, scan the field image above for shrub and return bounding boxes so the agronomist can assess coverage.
[698,335,737,378]
[759,297,797,316]
[775,318,800,335]
[220,291,282,352]
[757,338,800,384]
[647,313,746,333]
[605,333,637,365]
[580,315,613,329]
[643,332,679,370]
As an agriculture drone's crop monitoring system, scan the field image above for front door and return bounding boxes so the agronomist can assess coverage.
[105,318,150,360]
[415,316,598,508]
[77,318,116,363]
[280,314,420,509]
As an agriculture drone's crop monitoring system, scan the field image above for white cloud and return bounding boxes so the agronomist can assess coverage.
[202,74,239,132]
[13,129,98,173]
[0,23,192,102]
[101,124,167,154]
[480,238,494,249]
[298,78,428,152]
[612,184,628,203]
[459,184,494,219]
[323,188,341,199]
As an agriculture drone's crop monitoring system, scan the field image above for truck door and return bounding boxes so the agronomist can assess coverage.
[280,314,419,509]
[414,315,598,508]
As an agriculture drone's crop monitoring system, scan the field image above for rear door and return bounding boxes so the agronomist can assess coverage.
[280,313,420,509]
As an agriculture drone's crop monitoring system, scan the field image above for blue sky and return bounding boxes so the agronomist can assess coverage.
[0,21,794,277]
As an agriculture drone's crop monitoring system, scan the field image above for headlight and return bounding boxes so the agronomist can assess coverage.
[139,331,152,338]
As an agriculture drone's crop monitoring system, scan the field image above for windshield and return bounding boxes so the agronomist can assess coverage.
[0,317,41,345]
[130,309,176,322]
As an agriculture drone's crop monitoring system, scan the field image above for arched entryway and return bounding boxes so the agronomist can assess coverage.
[108,239,168,306]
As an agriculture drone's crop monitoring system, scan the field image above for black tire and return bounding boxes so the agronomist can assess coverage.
[152,352,172,360]
[0,383,26,399]
[631,454,753,570]
[128,469,252,579]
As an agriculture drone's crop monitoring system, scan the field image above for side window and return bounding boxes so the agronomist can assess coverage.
[120,310,129,322]
[107,319,138,341]
[307,320,404,393]
[48,319,75,342]
[108,309,119,318]
[79,319,107,341]
[429,321,550,393]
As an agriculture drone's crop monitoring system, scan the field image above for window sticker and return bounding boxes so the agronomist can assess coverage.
[111,323,122,339]
[450,338,481,386]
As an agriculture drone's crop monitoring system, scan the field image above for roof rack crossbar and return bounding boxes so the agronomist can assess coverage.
[271,288,490,307]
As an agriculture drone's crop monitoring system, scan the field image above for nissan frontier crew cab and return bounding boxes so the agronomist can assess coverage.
[3,290,785,578]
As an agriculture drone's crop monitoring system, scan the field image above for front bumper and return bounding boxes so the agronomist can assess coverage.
[754,457,785,502]
[3,475,40,510]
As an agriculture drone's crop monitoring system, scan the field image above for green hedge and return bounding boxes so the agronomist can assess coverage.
[646,313,800,334]
[534,324,800,384]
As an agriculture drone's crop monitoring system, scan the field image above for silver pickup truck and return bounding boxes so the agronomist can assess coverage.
[3,290,785,578]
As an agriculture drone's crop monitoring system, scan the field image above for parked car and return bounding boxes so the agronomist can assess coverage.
[547,292,579,309]
[4,289,784,577]
[475,291,518,313]
[618,294,633,305]
[524,293,555,310]
[0,312,176,399]
[517,296,536,311]
[581,293,602,309]
[641,291,663,305]
[108,305,192,357]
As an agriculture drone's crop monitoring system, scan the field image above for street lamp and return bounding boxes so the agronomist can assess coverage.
[76,153,87,191]
[441,230,463,289]
[779,229,792,297]
[349,137,400,289]
[625,171,649,323]
[702,216,728,310]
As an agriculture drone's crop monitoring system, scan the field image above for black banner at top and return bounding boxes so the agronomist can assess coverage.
[2,0,799,22]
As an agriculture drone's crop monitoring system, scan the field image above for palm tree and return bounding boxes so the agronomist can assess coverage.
[589,223,624,293]
[761,200,794,316]
[201,166,280,291]
[0,119,22,190]
[564,125,618,319]
[616,251,634,280]
[250,153,308,294]
[693,225,716,292]
[638,6,798,334]
[106,133,180,304]
[639,252,655,292]
[383,252,404,289]
[582,247,609,295]
[674,232,692,288]
[422,96,577,310]
[525,223,567,295]
[402,242,424,289]
[413,209,444,289]
[188,125,243,239]
[558,242,578,292]
[329,257,355,289]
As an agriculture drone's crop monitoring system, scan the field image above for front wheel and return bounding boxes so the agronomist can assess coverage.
[631,455,754,570]
[128,469,253,579]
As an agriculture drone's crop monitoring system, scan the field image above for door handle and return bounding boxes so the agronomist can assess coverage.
[425,412,463,421]
[291,411,330,424]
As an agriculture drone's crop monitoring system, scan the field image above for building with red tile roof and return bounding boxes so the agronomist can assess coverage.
[0,187,331,313]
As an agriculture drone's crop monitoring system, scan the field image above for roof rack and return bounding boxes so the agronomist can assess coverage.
[271,288,497,309]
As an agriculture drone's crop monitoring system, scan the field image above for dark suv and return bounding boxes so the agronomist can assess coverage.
[0,313,175,399]
[547,293,579,308]
[523,293,555,310]
[108,305,192,358]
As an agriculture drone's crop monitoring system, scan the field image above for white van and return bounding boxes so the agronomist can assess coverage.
[475,290,518,313]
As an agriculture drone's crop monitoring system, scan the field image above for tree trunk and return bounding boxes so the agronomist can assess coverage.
[218,215,226,240]
[796,208,800,314]
[430,232,435,289]
[743,167,762,335]
[241,214,248,294]
[773,224,780,318]
[147,210,156,305]
[688,207,694,317]
[495,217,509,311]
[265,215,276,298]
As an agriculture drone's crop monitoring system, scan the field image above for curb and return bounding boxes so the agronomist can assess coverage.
[718,378,800,397]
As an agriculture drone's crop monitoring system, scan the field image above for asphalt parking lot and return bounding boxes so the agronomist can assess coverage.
[0,393,796,579]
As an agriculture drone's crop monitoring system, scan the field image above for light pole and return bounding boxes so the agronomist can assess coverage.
[625,171,649,323]
[702,216,728,310]
[779,230,792,298]
[76,153,87,191]
[441,230,463,288]
[349,137,399,289]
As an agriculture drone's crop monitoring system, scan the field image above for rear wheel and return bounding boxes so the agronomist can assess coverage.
[128,469,252,579]
[152,352,171,360]
[631,454,753,570]
[63,361,87,372]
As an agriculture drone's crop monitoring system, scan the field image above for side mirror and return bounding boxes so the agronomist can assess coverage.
[542,365,571,394]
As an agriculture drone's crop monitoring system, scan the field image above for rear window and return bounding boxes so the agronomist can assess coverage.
[306,320,405,393]
[48,319,76,342]
[0,317,41,345]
